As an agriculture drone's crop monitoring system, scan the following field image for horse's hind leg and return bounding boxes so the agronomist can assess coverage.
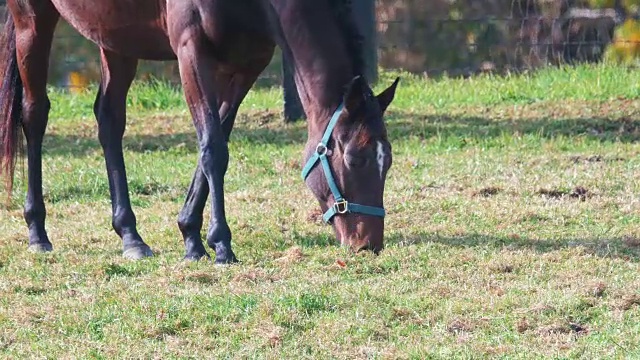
[172,48,235,263]
[178,66,270,261]
[169,22,243,263]
[93,48,153,259]
[9,2,59,252]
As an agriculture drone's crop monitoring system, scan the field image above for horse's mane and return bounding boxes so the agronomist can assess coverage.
[328,0,365,78]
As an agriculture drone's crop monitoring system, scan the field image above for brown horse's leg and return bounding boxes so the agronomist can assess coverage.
[169,22,237,264]
[177,158,209,260]
[93,49,153,259]
[178,68,269,261]
[9,1,59,252]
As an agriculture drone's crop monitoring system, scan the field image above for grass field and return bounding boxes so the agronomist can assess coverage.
[2,64,640,358]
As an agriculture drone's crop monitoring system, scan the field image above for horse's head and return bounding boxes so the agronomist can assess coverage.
[302,76,399,253]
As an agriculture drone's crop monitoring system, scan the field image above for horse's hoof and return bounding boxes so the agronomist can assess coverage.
[123,245,154,260]
[184,252,211,262]
[27,243,53,253]
[214,254,239,265]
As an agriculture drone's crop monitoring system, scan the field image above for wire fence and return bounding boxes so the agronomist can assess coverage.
[1,0,638,90]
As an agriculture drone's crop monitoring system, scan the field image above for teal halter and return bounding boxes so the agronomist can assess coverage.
[301,102,386,223]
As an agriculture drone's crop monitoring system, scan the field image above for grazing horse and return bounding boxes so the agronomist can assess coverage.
[0,0,399,263]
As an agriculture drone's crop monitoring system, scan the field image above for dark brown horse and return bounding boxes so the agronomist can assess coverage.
[0,0,399,263]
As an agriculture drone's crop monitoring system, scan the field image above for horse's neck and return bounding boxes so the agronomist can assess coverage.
[274,3,355,132]
[292,62,350,132]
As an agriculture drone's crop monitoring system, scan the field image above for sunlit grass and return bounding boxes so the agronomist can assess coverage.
[2,64,640,358]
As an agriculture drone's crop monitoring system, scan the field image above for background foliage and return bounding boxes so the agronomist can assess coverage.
[3,0,640,87]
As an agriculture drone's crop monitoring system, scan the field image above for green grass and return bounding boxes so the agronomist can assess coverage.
[3,63,640,358]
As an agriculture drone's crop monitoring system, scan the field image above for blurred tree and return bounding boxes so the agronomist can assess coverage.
[2,0,638,88]
[604,18,640,62]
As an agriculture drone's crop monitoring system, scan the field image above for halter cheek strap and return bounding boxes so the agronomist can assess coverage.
[301,102,386,223]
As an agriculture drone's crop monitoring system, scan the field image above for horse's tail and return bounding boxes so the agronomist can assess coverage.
[0,12,23,202]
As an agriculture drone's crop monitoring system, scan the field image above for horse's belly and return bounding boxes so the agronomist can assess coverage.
[51,0,175,60]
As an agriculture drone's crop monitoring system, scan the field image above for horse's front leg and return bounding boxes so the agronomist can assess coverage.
[94,48,153,259]
[169,19,237,264]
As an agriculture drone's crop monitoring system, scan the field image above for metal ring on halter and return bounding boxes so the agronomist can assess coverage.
[316,143,328,156]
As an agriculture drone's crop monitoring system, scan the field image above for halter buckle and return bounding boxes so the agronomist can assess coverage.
[316,143,328,156]
[334,199,349,214]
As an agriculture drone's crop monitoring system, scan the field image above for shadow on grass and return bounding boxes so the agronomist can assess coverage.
[385,230,640,262]
[41,110,640,158]
[284,221,640,262]
[292,235,340,250]
[41,125,306,157]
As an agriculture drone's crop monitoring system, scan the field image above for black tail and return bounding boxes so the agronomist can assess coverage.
[0,12,24,202]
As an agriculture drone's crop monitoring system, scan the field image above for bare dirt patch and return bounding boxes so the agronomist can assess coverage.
[447,318,476,334]
[536,186,591,201]
[616,294,640,311]
[535,322,589,337]
[590,282,607,298]
[472,186,502,197]
[568,155,626,164]
[274,246,305,265]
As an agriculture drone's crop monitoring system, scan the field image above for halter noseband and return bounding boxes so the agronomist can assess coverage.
[301,102,386,223]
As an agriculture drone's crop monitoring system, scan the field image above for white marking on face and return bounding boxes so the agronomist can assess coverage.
[376,141,385,179]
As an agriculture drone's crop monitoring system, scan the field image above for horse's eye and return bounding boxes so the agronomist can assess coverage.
[344,149,372,169]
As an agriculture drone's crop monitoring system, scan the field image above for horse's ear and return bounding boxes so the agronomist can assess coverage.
[343,75,368,113]
[376,77,400,114]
